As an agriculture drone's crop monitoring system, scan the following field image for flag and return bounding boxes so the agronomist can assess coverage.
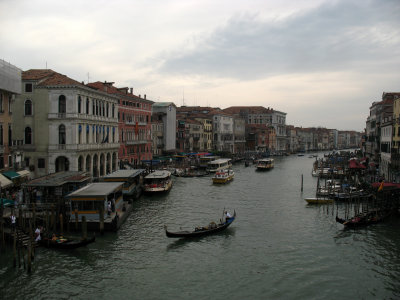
[378,181,384,192]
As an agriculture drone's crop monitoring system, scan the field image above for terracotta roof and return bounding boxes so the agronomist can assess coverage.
[88,81,153,103]
[223,106,272,115]
[22,69,83,87]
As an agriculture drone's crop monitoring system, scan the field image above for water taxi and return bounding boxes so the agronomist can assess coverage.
[199,155,220,168]
[144,170,173,193]
[207,158,232,173]
[256,158,274,171]
[212,169,235,184]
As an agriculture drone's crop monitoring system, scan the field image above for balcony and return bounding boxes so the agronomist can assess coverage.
[126,140,148,145]
[48,143,119,152]
[48,112,118,123]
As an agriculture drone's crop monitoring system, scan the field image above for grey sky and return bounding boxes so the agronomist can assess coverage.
[1,0,399,131]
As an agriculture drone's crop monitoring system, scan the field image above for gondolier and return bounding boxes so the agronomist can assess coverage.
[165,211,236,238]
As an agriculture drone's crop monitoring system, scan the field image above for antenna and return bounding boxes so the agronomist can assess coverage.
[182,88,185,106]
[87,72,90,84]
[46,61,47,69]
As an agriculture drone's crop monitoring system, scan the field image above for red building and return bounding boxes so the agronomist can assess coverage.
[87,82,153,166]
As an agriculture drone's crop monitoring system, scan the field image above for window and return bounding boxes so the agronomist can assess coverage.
[25,99,32,115]
[0,124,3,145]
[24,157,30,168]
[8,124,12,146]
[58,95,66,113]
[38,158,45,168]
[25,83,33,93]
[78,96,82,113]
[59,124,66,144]
[25,127,32,144]
[8,95,12,113]
[86,98,89,114]
[0,93,3,112]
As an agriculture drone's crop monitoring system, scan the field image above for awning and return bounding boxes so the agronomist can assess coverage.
[0,173,13,188]
[2,171,20,180]
[17,170,30,178]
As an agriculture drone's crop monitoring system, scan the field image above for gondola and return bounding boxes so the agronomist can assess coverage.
[40,235,96,249]
[165,211,236,238]
[335,210,391,228]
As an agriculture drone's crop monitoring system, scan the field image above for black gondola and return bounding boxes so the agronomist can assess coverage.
[40,235,96,249]
[335,209,391,228]
[165,211,236,238]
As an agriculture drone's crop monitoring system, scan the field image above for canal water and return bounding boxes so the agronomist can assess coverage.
[1,154,400,300]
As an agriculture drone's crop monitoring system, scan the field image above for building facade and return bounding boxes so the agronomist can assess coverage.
[87,82,153,166]
[14,69,119,179]
[0,60,21,171]
[152,102,177,153]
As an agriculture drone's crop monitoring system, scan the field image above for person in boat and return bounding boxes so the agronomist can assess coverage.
[224,211,232,222]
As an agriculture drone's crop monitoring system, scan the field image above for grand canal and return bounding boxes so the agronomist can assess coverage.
[1,153,400,299]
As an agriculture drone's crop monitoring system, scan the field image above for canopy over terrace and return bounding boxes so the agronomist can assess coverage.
[22,171,91,204]
[0,173,13,189]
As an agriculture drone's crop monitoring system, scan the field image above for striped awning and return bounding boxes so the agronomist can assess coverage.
[0,174,13,188]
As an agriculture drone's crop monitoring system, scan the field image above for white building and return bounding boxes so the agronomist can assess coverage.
[152,102,177,152]
[14,69,119,178]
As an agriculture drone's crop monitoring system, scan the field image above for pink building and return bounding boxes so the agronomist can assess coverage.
[88,82,153,166]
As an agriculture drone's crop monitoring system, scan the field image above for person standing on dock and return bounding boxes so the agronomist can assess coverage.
[10,213,16,231]
[35,227,41,242]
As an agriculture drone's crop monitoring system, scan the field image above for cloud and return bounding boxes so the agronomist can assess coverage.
[157,0,400,80]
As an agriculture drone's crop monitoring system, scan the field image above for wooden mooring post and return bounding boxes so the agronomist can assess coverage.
[99,205,104,235]
[82,216,87,240]
[59,214,63,236]
[75,209,79,231]
[301,174,304,192]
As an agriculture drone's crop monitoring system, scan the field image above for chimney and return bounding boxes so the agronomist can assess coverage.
[130,88,133,94]
[139,94,141,98]
[144,94,146,100]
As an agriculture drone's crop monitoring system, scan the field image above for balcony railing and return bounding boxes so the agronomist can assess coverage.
[48,143,119,151]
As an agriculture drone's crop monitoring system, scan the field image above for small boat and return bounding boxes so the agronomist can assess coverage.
[40,235,95,249]
[144,170,173,193]
[305,197,334,204]
[212,169,234,184]
[256,158,274,171]
[165,211,236,238]
[335,209,391,228]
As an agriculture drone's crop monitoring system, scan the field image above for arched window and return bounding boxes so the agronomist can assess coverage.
[25,127,32,144]
[78,96,82,114]
[58,95,66,113]
[86,98,89,114]
[59,124,66,144]
[25,99,32,115]
[106,103,109,117]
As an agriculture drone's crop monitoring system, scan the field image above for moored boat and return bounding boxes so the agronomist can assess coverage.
[305,197,334,204]
[335,209,392,228]
[144,170,173,193]
[256,158,274,171]
[212,169,234,184]
[206,158,232,173]
[165,211,236,238]
[40,235,95,249]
